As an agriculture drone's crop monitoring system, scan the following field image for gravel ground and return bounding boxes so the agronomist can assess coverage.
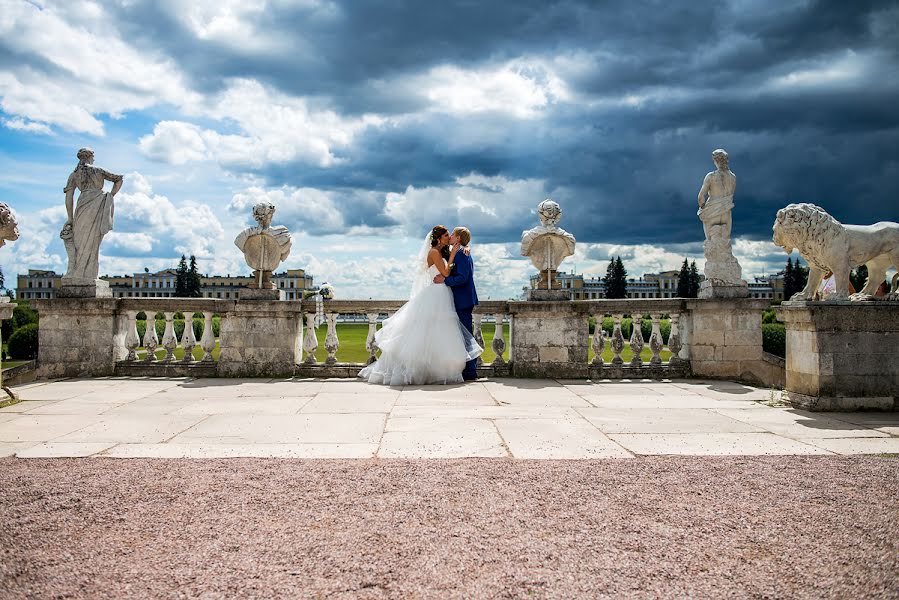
[1,456,897,599]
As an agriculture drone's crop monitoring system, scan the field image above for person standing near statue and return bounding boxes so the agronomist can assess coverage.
[60,148,123,295]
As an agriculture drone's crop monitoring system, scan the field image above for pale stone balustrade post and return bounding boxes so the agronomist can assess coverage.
[473,313,485,367]
[124,311,140,361]
[161,312,177,362]
[629,314,644,367]
[181,313,197,363]
[611,314,625,366]
[303,313,318,365]
[649,313,664,366]
[200,312,216,362]
[668,313,683,367]
[591,314,605,366]
[142,313,159,362]
[365,313,380,365]
[491,314,507,366]
[324,313,339,365]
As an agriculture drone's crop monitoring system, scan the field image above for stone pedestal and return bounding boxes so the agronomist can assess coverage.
[32,298,119,378]
[776,302,898,411]
[239,288,285,301]
[508,301,587,378]
[685,298,769,385]
[218,302,302,377]
[0,298,15,399]
[699,280,748,299]
[58,279,112,298]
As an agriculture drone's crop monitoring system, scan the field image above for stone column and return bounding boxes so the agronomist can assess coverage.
[218,301,302,377]
[32,298,120,378]
[0,298,16,398]
[685,298,769,385]
[508,301,588,378]
[776,302,898,411]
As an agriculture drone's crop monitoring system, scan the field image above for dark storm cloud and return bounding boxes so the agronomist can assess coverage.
[116,0,899,245]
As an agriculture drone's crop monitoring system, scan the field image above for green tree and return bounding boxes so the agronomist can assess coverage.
[793,259,809,297]
[783,257,795,299]
[187,255,203,298]
[0,265,4,290]
[604,256,628,299]
[175,255,189,297]
[850,264,868,293]
[676,259,690,297]
[688,261,701,298]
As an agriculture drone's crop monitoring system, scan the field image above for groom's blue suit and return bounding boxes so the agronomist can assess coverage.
[443,252,479,380]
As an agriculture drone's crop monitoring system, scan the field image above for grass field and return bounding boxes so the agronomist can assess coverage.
[135,323,673,365]
[1,360,29,371]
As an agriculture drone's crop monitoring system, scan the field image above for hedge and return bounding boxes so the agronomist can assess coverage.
[588,316,671,344]
[762,323,786,358]
[8,323,39,359]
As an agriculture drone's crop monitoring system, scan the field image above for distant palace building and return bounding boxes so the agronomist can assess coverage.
[16,268,315,301]
[529,270,784,301]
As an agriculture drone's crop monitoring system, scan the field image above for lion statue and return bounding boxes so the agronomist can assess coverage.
[0,202,18,248]
[772,203,899,301]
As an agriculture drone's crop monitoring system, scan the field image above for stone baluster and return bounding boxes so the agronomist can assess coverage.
[200,312,216,362]
[591,314,605,366]
[365,313,380,365]
[649,313,664,366]
[303,313,318,364]
[161,312,178,362]
[610,314,625,366]
[668,313,683,366]
[324,313,339,365]
[473,314,485,367]
[629,314,644,367]
[124,311,140,361]
[142,312,159,362]
[181,313,197,363]
[491,314,507,366]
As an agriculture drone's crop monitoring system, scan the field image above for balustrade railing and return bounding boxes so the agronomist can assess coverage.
[115,299,226,371]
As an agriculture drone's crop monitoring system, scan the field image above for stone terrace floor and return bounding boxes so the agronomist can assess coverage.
[2,377,897,459]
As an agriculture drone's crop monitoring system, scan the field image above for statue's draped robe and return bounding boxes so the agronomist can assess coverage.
[697,194,734,226]
[63,166,120,282]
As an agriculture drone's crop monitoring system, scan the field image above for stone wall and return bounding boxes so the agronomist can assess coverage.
[776,302,898,411]
[218,302,303,378]
[32,298,119,378]
[509,301,588,378]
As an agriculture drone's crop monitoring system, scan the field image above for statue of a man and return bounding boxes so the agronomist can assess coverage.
[520,199,576,289]
[697,149,736,242]
[0,202,19,248]
[60,148,123,284]
[235,201,292,289]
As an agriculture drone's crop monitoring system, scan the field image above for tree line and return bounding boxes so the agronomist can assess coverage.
[601,256,702,299]
[175,255,203,298]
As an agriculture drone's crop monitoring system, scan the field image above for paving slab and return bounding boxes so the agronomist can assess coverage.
[578,407,764,434]
[53,415,206,444]
[827,412,899,436]
[483,380,590,406]
[390,405,582,420]
[172,396,313,415]
[0,415,101,442]
[299,392,397,413]
[609,433,832,456]
[317,380,401,394]
[16,442,116,458]
[171,414,386,445]
[713,407,892,439]
[0,400,62,414]
[377,427,506,458]
[22,400,131,416]
[0,441,39,457]
[802,437,899,455]
[101,443,378,458]
[582,395,768,410]
[494,418,633,458]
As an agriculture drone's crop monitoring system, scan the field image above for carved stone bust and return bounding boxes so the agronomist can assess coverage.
[235,201,293,290]
[521,199,576,289]
[0,202,19,248]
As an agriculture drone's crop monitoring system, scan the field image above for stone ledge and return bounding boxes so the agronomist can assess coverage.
[114,361,218,378]
[785,391,896,412]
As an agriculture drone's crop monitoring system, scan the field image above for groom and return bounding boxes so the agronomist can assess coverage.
[434,226,479,381]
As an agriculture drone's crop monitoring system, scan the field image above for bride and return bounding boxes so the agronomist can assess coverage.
[359,225,483,385]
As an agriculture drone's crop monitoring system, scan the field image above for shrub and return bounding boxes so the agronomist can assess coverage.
[136,317,219,342]
[762,309,778,324]
[8,323,39,359]
[13,302,39,329]
[762,323,786,358]
[594,316,670,344]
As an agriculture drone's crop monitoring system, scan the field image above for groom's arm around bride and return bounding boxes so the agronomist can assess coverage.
[435,227,480,380]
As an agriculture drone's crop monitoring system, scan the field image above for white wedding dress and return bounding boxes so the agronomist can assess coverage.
[359,262,483,386]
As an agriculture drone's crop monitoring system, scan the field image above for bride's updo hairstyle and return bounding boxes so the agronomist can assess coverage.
[431,225,451,260]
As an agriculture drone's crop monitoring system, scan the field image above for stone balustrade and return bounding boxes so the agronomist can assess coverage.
[32,296,779,385]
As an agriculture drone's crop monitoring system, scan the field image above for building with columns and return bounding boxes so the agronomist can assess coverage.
[16,268,314,301]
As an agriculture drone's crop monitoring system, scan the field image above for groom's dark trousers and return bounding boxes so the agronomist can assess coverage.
[444,252,479,381]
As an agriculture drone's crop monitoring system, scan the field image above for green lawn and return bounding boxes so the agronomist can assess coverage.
[132,323,674,365]
[1,360,29,371]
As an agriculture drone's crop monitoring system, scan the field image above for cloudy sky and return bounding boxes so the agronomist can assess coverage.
[1,0,897,299]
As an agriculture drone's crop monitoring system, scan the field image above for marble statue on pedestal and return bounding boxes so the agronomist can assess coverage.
[697,149,748,298]
[59,148,123,297]
[235,201,292,299]
[772,203,899,302]
[0,202,19,248]
[521,199,576,298]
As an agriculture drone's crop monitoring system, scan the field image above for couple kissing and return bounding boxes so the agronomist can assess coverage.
[359,225,482,386]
